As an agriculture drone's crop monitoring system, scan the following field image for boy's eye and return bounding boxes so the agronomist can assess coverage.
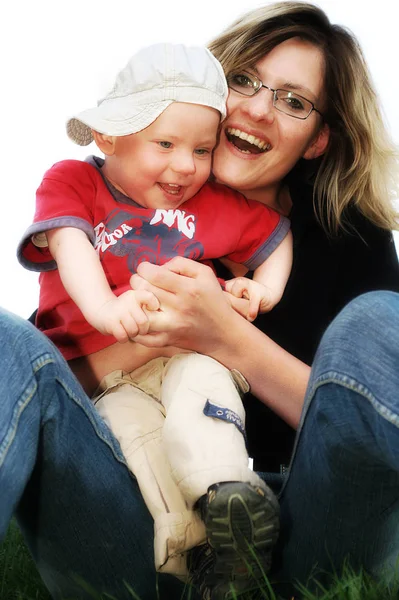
[194,148,210,156]
[159,141,172,149]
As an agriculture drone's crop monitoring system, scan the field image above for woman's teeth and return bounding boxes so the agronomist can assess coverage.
[226,128,271,153]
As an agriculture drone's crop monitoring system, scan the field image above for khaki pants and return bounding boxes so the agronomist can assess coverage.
[93,353,266,579]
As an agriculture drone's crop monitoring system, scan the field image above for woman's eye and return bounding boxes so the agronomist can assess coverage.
[229,73,254,88]
[159,141,172,148]
[284,96,304,110]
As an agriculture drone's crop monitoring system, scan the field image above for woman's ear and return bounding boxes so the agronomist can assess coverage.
[303,122,330,160]
[92,130,117,156]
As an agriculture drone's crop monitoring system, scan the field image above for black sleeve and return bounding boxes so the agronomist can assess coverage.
[332,211,399,316]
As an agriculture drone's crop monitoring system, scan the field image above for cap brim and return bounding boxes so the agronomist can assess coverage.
[66,100,173,146]
[66,86,226,146]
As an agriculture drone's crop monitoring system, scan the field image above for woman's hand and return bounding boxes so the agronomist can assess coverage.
[130,257,309,429]
[129,257,244,354]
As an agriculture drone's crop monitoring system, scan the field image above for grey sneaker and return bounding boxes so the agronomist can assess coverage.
[188,542,216,600]
[195,481,280,599]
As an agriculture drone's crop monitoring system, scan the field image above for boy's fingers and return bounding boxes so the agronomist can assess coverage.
[112,321,130,343]
[247,295,260,321]
[138,290,160,311]
[128,304,149,336]
[228,279,248,299]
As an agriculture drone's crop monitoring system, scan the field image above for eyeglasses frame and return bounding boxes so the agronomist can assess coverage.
[227,71,324,120]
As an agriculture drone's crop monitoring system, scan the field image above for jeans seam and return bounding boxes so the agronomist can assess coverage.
[55,376,129,468]
[0,379,38,468]
[32,355,54,373]
[2,347,129,472]
[309,371,399,428]
[0,350,55,468]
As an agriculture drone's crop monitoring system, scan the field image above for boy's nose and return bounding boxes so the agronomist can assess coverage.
[172,152,196,175]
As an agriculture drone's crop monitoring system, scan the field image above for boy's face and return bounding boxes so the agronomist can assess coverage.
[104,103,220,209]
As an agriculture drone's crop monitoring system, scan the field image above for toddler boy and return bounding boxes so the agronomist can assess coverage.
[18,43,290,598]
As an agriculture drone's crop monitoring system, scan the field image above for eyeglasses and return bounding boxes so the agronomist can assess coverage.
[226,71,323,120]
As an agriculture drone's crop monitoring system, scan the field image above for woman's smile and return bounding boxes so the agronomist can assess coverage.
[225,127,271,154]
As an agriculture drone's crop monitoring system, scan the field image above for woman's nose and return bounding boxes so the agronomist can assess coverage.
[242,89,275,123]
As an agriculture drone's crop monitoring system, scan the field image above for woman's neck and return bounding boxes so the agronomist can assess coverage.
[244,184,292,217]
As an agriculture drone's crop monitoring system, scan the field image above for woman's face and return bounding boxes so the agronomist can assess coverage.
[213,37,329,205]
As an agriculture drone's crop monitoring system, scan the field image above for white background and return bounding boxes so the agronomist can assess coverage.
[2,0,398,317]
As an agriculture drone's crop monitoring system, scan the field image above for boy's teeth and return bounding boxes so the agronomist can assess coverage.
[227,128,270,151]
[160,183,181,194]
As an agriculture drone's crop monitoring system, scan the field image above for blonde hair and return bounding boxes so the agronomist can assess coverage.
[209,2,399,233]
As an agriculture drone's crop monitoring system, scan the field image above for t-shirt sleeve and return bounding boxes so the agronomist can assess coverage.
[225,194,290,270]
[17,161,97,272]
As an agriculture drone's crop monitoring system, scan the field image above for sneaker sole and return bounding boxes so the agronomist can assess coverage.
[204,482,280,599]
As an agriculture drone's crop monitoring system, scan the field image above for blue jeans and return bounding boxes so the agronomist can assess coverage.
[273,291,399,594]
[0,309,191,599]
[1,291,399,598]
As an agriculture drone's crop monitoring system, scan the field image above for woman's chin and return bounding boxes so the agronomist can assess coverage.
[213,150,241,186]
[213,142,266,190]
[212,155,256,192]
[213,165,241,190]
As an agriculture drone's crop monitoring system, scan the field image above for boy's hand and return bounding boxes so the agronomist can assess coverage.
[224,278,274,322]
[222,291,251,320]
[90,289,160,342]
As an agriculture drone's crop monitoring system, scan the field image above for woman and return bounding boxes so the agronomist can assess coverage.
[1,3,398,600]
[210,1,399,471]
[130,0,399,593]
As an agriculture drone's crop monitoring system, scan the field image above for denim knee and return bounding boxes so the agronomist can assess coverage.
[313,291,399,372]
[307,290,399,427]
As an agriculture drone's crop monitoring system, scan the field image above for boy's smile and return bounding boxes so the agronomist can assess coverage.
[101,102,220,210]
[157,182,186,203]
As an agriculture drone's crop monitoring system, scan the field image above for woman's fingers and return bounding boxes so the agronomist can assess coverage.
[129,272,155,293]
[136,258,214,293]
[129,257,238,351]
[162,256,211,279]
[133,331,171,347]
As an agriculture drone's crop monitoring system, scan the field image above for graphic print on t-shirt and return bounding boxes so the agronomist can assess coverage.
[94,207,204,274]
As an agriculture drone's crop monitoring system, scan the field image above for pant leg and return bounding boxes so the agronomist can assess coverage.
[0,308,193,600]
[94,365,206,579]
[274,291,399,594]
[161,353,266,503]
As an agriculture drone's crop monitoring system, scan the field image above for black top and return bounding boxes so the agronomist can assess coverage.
[217,169,399,472]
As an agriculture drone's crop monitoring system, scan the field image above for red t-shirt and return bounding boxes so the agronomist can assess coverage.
[18,158,290,360]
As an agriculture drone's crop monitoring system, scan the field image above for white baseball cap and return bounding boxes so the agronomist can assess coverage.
[66,43,228,146]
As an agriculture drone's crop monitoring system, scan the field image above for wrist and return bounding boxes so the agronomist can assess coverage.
[82,293,116,327]
[206,308,251,368]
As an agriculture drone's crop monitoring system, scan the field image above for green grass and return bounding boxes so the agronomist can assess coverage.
[1,521,398,600]
[0,520,50,600]
[294,563,399,599]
